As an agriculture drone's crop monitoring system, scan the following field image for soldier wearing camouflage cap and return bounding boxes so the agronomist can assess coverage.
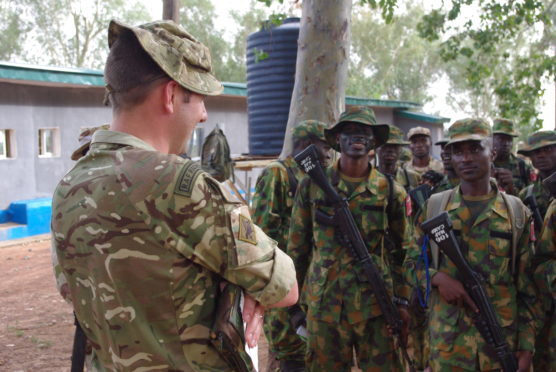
[403,126,444,176]
[404,118,539,371]
[492,118,534,195]
[251,119,331,372]
[517,131,556,371]
[288,106,411,371]
[430,133,460,195]
[377,124,420,192]
[51,20,298,371]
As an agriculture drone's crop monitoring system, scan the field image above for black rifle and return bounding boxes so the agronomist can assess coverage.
[421,212,518,372]
[543,171,556,198]
[523,194,543,234]
[294,145,415,371]
[71,313,86,372]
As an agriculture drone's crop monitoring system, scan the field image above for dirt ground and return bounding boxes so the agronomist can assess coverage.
[0,236,274,372]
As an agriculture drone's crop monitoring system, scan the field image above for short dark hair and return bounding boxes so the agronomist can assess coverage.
[104,29,169,112]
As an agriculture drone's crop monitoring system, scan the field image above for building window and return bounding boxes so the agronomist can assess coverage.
[38,128,61,157]
[0,129,15,159]
[187,126,205,159]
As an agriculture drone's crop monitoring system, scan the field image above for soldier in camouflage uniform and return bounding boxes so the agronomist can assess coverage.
[430,138,459,195]
[251,120,331,372]
[405,118,538,371]
[492,118,534,195]
[517,130,556,219]
[532,199,556,371]
[377,124,421,192]
[403,126,444,176]
[51,20,298,371]
[287,106,411,371]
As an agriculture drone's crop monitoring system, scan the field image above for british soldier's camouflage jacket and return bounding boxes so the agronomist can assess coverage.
[251,156,304,248]
[404,184,539,370]
[51,130,295,371]
[287,161,411,324]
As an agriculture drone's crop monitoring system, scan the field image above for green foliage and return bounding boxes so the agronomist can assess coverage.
[358,0,398,23]
[253,48,269,62]
[418,0,555,135]
[0,1,29,61]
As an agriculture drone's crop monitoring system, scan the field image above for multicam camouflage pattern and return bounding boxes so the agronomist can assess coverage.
[532,200,556,371]
[494,153,533,194]
[395,166,421,191]
[51,130,295,371]
[517,130,556,155]
[405,183,538,371]
[384,125,410,145]
[407,126,431,140]
[108,20,223,96]
[71,124,111,160]
[324,106,389,151]
[519,178,552,220]
[291,120,328,142]
[250,156,306,362]
[445,118,491,146]
[492,118,519,137]
[287,160,411,370]
[402,157,444,176]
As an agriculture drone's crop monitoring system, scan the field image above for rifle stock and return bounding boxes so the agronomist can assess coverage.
[421,212,518,372]
[543,171,556,198]
[294,145,415,371]
[523,194,543,234]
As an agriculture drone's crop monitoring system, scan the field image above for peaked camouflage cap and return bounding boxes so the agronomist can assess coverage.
[492,118,519,137]
[517,130,556,155]
[407,126,431,140]
[71,124,111,160]
[108,20,223,96]
[383,125,410,145]
[445,118,492,146]
[435,139,448,146]
[291,120,328,142]
[324,106,389,151]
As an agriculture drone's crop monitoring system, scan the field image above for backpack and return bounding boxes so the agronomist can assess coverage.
[426,188,528,274]
[201,126,234,182]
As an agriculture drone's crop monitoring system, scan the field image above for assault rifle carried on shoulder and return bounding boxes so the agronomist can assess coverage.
[294,145,415,371]
[523,192,543,235]
[421,211,518,372]
[543,171,556,199]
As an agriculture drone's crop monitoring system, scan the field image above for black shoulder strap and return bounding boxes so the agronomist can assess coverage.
[278,160,299,197]
[385,173,394,220]
[518,158,528,184]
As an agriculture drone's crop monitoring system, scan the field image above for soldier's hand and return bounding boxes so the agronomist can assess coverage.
[431,272,479,312]
[243,293,265,348]
[493,168,514,194]
[515,350,533,372]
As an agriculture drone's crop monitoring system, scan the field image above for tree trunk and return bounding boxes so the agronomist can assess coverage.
[162,0,180,22]
[280,0,352,158]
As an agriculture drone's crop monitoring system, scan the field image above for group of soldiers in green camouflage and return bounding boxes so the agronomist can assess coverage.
[50,18,556,372]
[254,109,556,371]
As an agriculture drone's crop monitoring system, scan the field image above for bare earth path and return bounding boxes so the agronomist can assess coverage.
[0,237,275,372]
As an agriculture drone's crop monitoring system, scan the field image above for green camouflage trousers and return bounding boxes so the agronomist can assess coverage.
[408,304,429,370]
[533,309,556,371]
[263,308,306,362]
[305,312,403,372]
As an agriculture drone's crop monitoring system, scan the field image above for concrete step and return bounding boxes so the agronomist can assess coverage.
[0,222,28,241]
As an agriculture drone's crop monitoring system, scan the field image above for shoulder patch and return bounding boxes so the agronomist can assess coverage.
[238,214,257,245]
[175,161,204,197]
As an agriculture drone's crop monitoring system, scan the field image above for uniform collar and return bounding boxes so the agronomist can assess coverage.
[330,159,380,198]
[446,180,508,226]
[91,130,158,152]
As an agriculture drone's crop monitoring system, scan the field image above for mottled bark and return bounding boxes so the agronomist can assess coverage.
[280,0,352,158]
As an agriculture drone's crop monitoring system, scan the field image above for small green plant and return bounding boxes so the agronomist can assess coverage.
[254,48,269,63]
[30,336,52,349]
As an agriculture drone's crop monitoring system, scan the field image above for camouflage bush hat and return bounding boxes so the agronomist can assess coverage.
[108,20,223,96]
[71,124,111,160]
[435,139,448,146]
[384,125,409,145]
[492,118,519,137]
[407,126,431,140]
[517,130,556,155]
[324,106,389,151]
[291,120,328,142]
[445,118,491,146]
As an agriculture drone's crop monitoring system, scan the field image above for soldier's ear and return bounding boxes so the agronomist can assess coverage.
[490,147,497,161]
[161,80,180,114]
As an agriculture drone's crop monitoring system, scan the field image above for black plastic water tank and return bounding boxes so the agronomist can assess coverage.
[246,18,300,155]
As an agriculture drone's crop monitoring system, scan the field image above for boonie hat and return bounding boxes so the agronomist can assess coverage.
[324,106,389,151]
[517,130,556,155]
[108,20,223,96]
[383,125,410,145]
[445,118,491,146]
[292,120,328,142]
[407,126,431,140]
[71,124,110,160]
[492,118,519,137]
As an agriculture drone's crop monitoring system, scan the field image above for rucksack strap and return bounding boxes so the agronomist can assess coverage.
[426,189,455,269]
[385,174,394,219]
[500,192,528,274]
[278,160,299,198]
